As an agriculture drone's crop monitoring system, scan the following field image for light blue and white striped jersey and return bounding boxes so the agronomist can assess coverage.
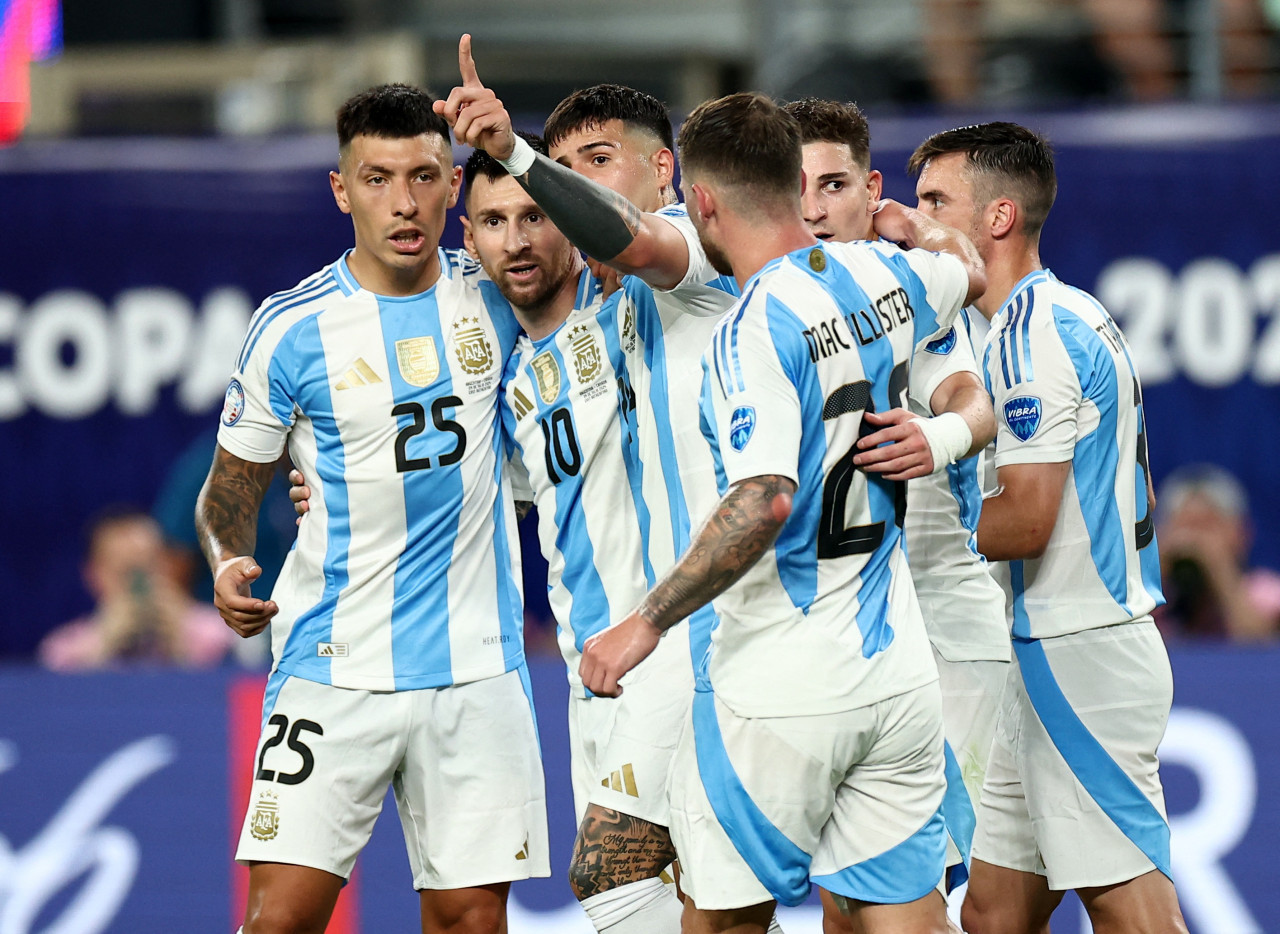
[905,308,1010,662]
[217,249,525,692]
[699,239,970,717]
[612,203,740,673]
[500,270,657,695]
[981,269,1164,639]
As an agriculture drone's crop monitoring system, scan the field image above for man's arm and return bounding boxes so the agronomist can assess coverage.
[578,474,796,697]
[976,461,1070,561]
[870,200,986,305]
[854,370,996,480]
[436,34,694,289]
[195,444,279,636]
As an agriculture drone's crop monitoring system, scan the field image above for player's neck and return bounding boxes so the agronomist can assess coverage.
[728,215,817,289]
[513,255,586,341]
[346,245,443,297]
[974,239,1042,320]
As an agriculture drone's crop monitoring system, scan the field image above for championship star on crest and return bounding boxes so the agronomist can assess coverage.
[568,324,603,384]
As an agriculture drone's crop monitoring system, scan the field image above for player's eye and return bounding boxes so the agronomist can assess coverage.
[368,176,386,185]
[591,155,610,166]
[416,173,434,183]
[824,181,843,193]
[933,197,944,209]
[527,214,543,224]
[485,217,503,228]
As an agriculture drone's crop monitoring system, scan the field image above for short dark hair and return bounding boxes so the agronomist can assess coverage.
[676,92,802,206]
[336,83,451,150]
[783,98,871,170]
[907,122,1057,239]
[543,84,674,153]
[463,131,548,201]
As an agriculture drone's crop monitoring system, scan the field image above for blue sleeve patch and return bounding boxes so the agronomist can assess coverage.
[221,379,245,426]
[729,405,756,452]
[1003,395,1042,441]
[924,327,957,355]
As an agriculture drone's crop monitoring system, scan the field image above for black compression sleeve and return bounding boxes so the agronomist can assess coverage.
[514,153,643,263]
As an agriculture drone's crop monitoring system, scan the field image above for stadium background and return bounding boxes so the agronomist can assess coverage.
[1,1,1278,931]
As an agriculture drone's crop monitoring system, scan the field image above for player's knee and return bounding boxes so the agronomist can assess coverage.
[424,895,505,934]
[960,893,1017,934]
[242,901,329,934]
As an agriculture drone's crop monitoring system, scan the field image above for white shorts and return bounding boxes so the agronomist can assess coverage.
[935,653,1007,888]
[669,684,947,911]
[568,625,693,827]
[971,620,1173,890]
[236,667,550,889]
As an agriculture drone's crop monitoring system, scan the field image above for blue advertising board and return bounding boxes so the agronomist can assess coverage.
[0,648,1275,932]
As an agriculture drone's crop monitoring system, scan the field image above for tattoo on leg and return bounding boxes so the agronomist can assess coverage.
[569,807,678,900]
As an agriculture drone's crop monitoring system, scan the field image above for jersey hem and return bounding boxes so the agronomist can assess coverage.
[276,651,526,692]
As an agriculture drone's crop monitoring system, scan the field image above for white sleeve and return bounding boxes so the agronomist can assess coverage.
[908,321,983,416]
[215,326,293,464]
[895,247,970,336]
[702,306,803,487]
[505,448,534,503]
[652,205,736,315]
[988,311,1080,467]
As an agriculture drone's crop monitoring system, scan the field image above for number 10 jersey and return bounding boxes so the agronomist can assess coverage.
[217,250,525,693]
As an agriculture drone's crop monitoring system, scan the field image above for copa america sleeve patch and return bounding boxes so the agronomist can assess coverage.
[1003,396,1042,441]
[221,379,246,426]
[729,405,756,452]
[924,327,957,355]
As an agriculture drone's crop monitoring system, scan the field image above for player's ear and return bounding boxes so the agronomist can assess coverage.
[692,183,715,222]
[447,165,463,210]
[330,170,351,215]
[651,147,676,191]
[866,169,884,202]
[460,215,480,259]
[989,197,1017,239]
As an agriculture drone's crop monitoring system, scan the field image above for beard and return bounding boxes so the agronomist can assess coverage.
[489,249,576,313]
[698,230,734,277]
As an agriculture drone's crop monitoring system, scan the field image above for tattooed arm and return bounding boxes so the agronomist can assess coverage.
[436,34,695,289]
[195,443,280,637]
[578,474,796,697]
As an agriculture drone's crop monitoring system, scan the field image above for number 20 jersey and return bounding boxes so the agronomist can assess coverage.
[699,240,971,717]
[217,250,525,693]
[982,269,1164,639]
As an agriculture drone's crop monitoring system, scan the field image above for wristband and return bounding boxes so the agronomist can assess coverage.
[497,135,537,177]
[917,411,973,473]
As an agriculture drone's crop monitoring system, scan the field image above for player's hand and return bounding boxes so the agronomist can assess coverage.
[213,556,279,638]
[853,409,936,480]
[288,468,311,524]
[433,34,517,161]
[587,257,624,300]
[869,199,928,249]
[579,612,662,698]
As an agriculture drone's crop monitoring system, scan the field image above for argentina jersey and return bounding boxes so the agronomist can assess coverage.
[698,239,971,718]
[500,271,656,694]
[217,249,524,692]
[905,308,1009,662]
[982,269,1164,639]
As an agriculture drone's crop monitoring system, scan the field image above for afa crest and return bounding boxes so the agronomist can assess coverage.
[453,316,494,375]
[531,351,561,405]
[1003,396,1042,442]
[249,790,280,841]
[569,325,602,384]
[395,337,439,387]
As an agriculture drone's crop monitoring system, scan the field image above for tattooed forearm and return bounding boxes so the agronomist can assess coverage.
[517,152,643,262]
[194,444,277,572]
[568,806,678,900]
[638,474,795,633]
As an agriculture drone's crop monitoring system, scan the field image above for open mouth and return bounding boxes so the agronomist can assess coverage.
[814,231,835,241]
[505,263,539,282]
[389,229,425,252]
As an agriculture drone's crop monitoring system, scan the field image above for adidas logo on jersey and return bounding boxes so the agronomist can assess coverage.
[515,838,530,860]
[316,642,349,657]
[334,358,382,390]
[601,763,640,797]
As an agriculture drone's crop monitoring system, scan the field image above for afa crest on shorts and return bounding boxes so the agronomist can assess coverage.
[925,328,957,355]
[1004,395,1042,442]
[453,316,494,375]
[729,405,756,452]
[249,789,280,841]
[221,379,245,426]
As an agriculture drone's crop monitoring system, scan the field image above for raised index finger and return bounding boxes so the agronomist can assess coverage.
[459,33,482,88]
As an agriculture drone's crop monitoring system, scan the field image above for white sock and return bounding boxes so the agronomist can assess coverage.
[581,876,683,933]
[766,914,786,933]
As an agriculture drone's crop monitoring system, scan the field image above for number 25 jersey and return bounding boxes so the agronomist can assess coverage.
[699,240,970,717]
[217,250,525,692]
